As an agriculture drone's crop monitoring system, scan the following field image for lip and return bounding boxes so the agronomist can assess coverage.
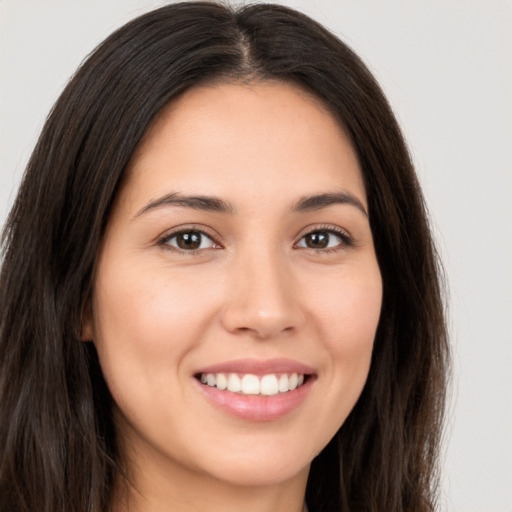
[195,358,315,376]
[194,358,316,422]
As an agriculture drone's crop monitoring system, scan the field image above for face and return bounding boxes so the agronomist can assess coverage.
[85,82,382,493]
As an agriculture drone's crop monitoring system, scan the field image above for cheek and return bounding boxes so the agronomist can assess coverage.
[312,264,382,348]
[311,267,382,405]
[90,262,219,400]
[336,281,381,368]
[93,257,217,344]
[90,269,220,451]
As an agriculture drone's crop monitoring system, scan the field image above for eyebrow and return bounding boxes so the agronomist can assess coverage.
[134,190,367,218]
[135,192,235,217]
[292,192,368,217]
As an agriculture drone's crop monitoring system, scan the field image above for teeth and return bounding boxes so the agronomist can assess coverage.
[278,374,289,392]
[200,372,306,395]
[216,373,228,390]
[241,374,260,395]
[227,373,241,392]
[260,374,279,396]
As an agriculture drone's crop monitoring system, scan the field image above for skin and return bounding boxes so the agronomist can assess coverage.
[83,81,383,512]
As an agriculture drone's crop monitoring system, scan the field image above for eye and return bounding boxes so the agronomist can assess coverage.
[161,230,218,252]
[295,229,349,251]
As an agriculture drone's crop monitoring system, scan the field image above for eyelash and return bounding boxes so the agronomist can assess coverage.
[295,225,354,253]
[157,225,353,255]
[157,226,220,256]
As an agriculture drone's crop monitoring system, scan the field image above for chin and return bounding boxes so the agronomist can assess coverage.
[204,458,310,488]
[189,436,315,488]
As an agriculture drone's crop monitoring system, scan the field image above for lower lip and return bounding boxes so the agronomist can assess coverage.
[196,378,314,422]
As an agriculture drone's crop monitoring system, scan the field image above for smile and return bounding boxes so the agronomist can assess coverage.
[199,372,306,396]
[194,359,315,421]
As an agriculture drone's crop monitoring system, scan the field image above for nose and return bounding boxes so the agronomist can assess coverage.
[221,250,304,339]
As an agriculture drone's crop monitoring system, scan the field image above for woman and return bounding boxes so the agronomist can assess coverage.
[0,2,449,511]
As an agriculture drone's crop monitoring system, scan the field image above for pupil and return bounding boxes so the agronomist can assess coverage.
[177,232,201,250]
[306,232,328,249]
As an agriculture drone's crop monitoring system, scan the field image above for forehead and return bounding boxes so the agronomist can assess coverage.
[121,81,365,212]
[135,80,351,157]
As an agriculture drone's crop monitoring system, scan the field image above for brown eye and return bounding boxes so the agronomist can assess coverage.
[296,230,346,250]
[163,230,216,251]
[304,232,329,249]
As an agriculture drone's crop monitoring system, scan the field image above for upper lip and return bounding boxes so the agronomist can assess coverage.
[195,358,315,376]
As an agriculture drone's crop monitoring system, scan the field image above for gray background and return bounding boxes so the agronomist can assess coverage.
[1,1,511,510]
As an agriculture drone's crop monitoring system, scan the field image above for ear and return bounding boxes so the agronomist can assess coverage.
[80,302,94,341]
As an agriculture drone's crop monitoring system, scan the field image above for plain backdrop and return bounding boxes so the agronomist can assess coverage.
[1,1,511,511]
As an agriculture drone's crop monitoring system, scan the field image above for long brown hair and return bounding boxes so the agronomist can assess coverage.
[0,3,449,511]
